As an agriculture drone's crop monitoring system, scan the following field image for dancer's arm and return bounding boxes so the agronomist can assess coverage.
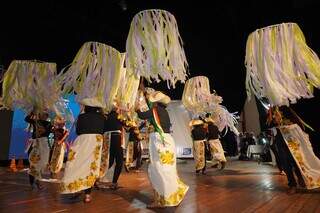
[58,130,69,145]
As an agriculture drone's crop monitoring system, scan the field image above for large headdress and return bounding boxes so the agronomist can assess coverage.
[126,9,188,88]
[1,60,60,113]
[245,22,320,106]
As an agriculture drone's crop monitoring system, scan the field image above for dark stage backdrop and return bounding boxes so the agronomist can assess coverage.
[0,110,13,161]
[0,1,319,156]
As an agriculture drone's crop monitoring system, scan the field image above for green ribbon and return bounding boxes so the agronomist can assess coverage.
[146,101,166,143]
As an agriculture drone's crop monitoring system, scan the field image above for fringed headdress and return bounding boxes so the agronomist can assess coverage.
[245,23,320,106]
[126,9,188,88]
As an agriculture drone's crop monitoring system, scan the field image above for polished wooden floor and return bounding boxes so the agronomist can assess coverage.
[0,158,319,213]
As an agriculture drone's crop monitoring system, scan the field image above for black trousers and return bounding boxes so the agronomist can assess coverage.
[270,140,283,172]
[132,141,142,169]
[27,147,35,186]
[108,133,123,183]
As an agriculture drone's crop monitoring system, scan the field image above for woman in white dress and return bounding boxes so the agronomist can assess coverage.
[137,90,189,208]
[60,105,106,203]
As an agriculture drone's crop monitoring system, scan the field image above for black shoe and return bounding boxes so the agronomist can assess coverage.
[219,161,226,170]
[109,183,118,190]
[298,178,306,188]
[124,165,130,173]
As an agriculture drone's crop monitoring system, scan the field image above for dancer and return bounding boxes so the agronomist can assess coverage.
[104,107,125,190]
[25,111,52,190]
[189,117,207,174]
[205,113,227,170]
[137,90,189,208]
[49,116,69,179]
[60,105,106,203]
[125,121,144,172]
[267,106,306,194]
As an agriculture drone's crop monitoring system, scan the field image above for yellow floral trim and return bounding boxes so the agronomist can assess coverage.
[60,173,97,193]
[94,145,101,160]
[90,162,98,171]
[159,150,175,165]
[194,140,205,170]
[61,135,103,193]
[99,139,109,177]
[96,135,103,142]
[30,153,40,164]
[50,143,64,173]
[154,179,188,206]
[68,149,76,161]
[285,137,319,188]
[281,127,320,188]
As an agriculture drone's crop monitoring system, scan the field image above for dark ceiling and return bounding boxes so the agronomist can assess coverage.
[0,0,319,125]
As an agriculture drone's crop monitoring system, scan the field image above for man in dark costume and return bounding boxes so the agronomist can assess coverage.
[25,111,52,190]
[267,106,305,194]
[104,108,125,190]
[124,121,145,172]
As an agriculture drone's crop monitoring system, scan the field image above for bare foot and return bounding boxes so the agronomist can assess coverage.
[83,194,91,203]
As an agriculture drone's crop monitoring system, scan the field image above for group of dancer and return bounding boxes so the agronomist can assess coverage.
[24,88,189,207]
[189,113,227,174]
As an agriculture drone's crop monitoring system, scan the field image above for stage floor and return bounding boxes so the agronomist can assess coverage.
[0,158,319,213]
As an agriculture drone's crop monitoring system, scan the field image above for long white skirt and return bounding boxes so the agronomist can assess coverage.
[50,141,66,174]
[208,139,227,163]
[28,137,50,179]
[60,134,103,194]
[148,132,189,207]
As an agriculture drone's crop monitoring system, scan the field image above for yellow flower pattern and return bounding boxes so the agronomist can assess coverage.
[60,173,98,193]
[94,145,101,160]
[90,162,98,171]
[30,153,40,164]
[159,150,175,165]
[61,134,103,193]
[68,149,76,161]
[100,137,110,177]
[281,127,320,188]
[96,135,103,142]
[193,140,205,170]
[154,178,188,206]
